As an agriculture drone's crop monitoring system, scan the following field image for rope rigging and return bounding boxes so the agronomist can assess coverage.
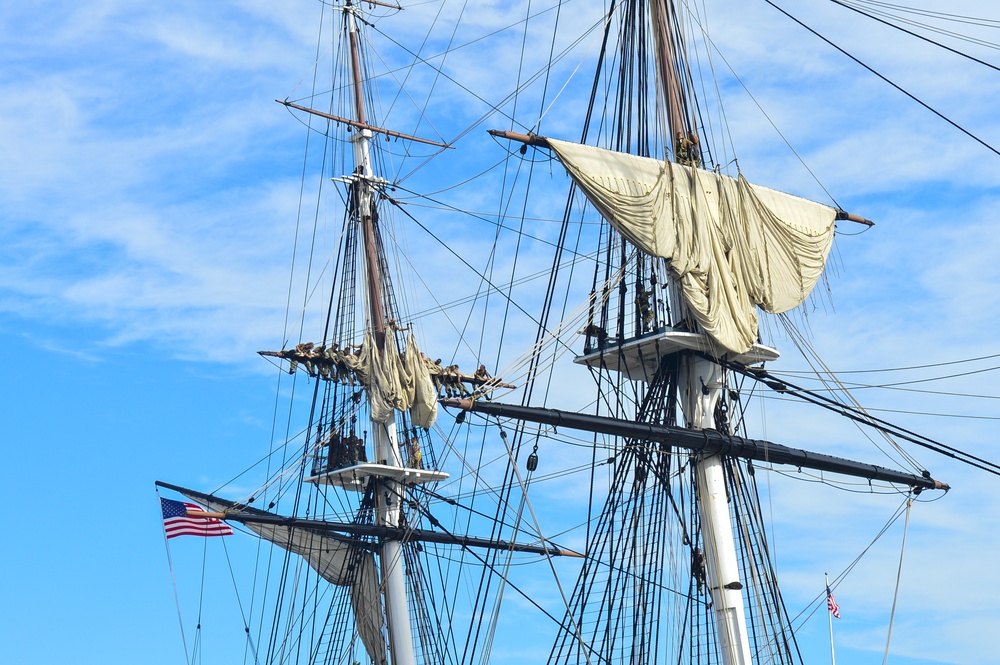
[835,0,1000,54]
[765,0,1000,158]
[727,363,1000,475]
[775,349,1000,375]
[727,359,1000,478]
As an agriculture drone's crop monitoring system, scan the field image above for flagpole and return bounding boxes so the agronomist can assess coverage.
[826,573,836,665]
[157,491,191,664]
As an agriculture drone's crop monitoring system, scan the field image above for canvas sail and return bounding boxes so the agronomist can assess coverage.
[547,138,837,354]
[184,494,387,665]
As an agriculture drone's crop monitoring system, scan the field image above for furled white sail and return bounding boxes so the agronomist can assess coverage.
[362,329,438,428]
[547,138,837,354]
[405,332,439,427]
[185,494,387,665]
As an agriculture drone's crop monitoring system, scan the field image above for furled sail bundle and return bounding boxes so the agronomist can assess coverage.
[361,329,439,428]
[261,330,438,428]
[547,138,837,354]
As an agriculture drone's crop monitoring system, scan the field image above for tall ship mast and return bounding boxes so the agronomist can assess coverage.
[156,2,991,664]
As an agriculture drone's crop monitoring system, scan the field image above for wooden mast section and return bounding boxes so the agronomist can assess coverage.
[650,0,699,165]
[342,4,417,665]
[346,4,387,352]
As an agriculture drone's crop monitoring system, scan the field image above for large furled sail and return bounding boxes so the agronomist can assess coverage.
[547,138,837,354]
[183,494,387,665]
[362,329,439,428]
[377,331,439,428]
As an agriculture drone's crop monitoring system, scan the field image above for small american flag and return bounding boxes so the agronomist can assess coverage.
[826,585,841,619]
[161,498,233,539]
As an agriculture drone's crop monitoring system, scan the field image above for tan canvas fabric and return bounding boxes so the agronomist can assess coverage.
[548,138,836,354]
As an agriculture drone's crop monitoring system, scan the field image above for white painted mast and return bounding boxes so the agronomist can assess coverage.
[343,3,417,665]
[679,357,754,665]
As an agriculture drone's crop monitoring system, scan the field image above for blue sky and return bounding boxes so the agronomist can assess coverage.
[2,1,1000,664]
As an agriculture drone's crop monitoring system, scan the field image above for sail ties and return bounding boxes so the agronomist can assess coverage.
[544,138,838,354]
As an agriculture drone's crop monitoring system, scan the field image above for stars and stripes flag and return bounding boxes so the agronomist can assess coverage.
[826,585,841,619]
[160,497,233,539]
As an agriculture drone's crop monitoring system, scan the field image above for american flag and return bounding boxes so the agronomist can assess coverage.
[160,498,233,539]
[826,585,841,619]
